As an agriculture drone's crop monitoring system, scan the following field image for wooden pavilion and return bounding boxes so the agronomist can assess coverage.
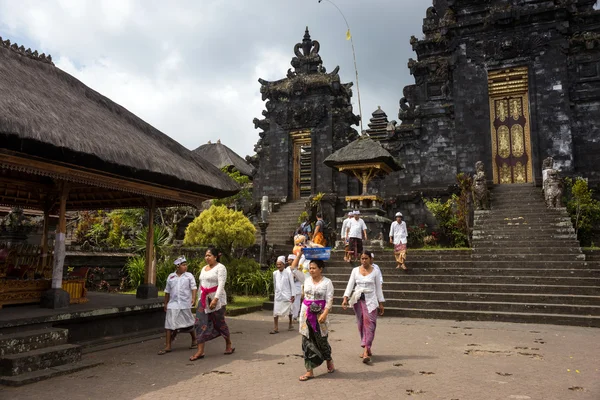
[0,38,239,308]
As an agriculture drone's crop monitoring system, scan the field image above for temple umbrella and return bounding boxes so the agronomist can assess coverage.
[324,137,402,195]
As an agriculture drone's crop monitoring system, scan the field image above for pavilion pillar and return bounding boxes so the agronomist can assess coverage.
[40,207,50,272]
[137,197,158,299]
[40,182,70,309]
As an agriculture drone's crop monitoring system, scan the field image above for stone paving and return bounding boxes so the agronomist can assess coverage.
[2,311,598,400]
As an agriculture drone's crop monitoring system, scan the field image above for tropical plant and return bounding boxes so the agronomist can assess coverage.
[124,255,146,289]
[183,205,256,256]
[424,193,469,248]
[134,224,172,259]
[407,224,428,248]
[564,177,600,246]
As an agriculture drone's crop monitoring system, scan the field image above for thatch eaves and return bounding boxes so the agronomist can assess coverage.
[0,41,239,201]
[193,141,255,178]
[324,137,402,171]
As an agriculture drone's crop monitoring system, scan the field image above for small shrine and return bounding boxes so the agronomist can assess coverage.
[324,137,401,245]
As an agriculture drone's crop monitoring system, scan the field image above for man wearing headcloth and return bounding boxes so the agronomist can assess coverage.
[341,211,354,262]
[271,255,296,333]
[287,254,305,321]
[390,212,408,270]
[158,256,197,355]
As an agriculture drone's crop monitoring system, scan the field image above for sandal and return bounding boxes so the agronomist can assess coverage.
[224,347,235,355]
[189,344,197,349]
[269,330,279,334]
[189,354,204,361]
[363,356,371,364]
[327,361,335,373]
[299,374,314,381]
[157,349,172,355]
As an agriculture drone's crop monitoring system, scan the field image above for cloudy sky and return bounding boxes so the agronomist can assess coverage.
[1,1,597,159]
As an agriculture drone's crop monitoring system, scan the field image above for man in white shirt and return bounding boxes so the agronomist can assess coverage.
[346,210,368,262]
[286,254,305,321]
[340,211,354,262]
[389,212,408,270]
[272,256,296,333]
[159,256,197,355]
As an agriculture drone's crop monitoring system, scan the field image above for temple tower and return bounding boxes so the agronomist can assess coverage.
[251,28,359,203]
[383,0,600,192]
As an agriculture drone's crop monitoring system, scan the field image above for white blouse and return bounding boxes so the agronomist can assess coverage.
[343,267,385,313]
[198,263,227,313]
[299,276,334,338]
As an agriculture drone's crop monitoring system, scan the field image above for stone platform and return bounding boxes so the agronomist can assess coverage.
[0,292,164,385]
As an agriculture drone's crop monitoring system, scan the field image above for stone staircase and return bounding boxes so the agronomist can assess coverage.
[0,328,102,386]
[264,184,600,327]
[254,200,306,246]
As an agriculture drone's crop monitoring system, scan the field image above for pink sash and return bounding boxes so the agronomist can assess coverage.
[200,285,218,309]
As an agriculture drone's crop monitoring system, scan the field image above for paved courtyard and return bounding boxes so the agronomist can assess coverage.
[2,311,598,400]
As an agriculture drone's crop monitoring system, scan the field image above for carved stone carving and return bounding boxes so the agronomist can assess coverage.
[543,169,564,208]
[472,161,490,210]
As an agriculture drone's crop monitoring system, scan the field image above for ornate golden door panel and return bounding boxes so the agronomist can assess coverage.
[488,67,533,184]
[290,129,311,200]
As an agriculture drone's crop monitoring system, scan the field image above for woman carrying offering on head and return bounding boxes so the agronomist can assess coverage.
[190,247,235,361]
[292,250,335,381]
[342,250,385,363]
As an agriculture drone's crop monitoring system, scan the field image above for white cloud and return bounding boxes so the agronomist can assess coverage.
[0,0,426,158]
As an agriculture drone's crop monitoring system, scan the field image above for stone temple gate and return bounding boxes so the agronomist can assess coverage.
[249,28,360,203]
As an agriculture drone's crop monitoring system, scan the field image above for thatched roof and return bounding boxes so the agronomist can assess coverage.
[324,137,402,171]
[193,141,255,177]
[0,40,239,202]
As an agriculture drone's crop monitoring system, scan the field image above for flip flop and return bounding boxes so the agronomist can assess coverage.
[157,349,172,355]
[327,361,335,373]
[288,327,295,331]
[224,347,236,355]
[189,354,204,361]
[269,330,279,334]
[299,374,314,381]
[362,356,371,364]
[189,344,197,349]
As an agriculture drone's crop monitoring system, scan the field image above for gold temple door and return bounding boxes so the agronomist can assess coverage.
[290,130,311,200]
[488,67,533,184]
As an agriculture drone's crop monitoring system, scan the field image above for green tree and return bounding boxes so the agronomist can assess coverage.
[183,205,256,255]
[212,168,252,211]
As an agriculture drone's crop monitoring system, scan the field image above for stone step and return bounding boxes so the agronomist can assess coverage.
[328,260,594,269]
[326,267,600,278]
[473,226,574,232]
[336,290,600,305]
[0,359,102,387]
[473,240,581,247]
[0,344,82,376]
[0,328,68,357]
[330,274,599,285]
[471,254,585,261]
[331,306,600,327]
[350,299,600,316]
[473,233,577,240]
[472,247,581,254]
[473,220,573,227]
[328,281,600,295]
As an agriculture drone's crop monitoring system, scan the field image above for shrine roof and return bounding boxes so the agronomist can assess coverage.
[193,141,255,178]
[324,137,402,171]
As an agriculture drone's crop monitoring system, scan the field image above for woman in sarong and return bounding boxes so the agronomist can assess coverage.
[292,251,335,381]
[190,247,235,361]
[342,250,385,363]
[312,213,327,246]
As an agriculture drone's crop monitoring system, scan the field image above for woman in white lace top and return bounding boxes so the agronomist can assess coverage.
[342,250,385,363]
[190,247,235,361]
[292,252,335,381]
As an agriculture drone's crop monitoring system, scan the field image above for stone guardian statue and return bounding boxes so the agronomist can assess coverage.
[472,161,490,210]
